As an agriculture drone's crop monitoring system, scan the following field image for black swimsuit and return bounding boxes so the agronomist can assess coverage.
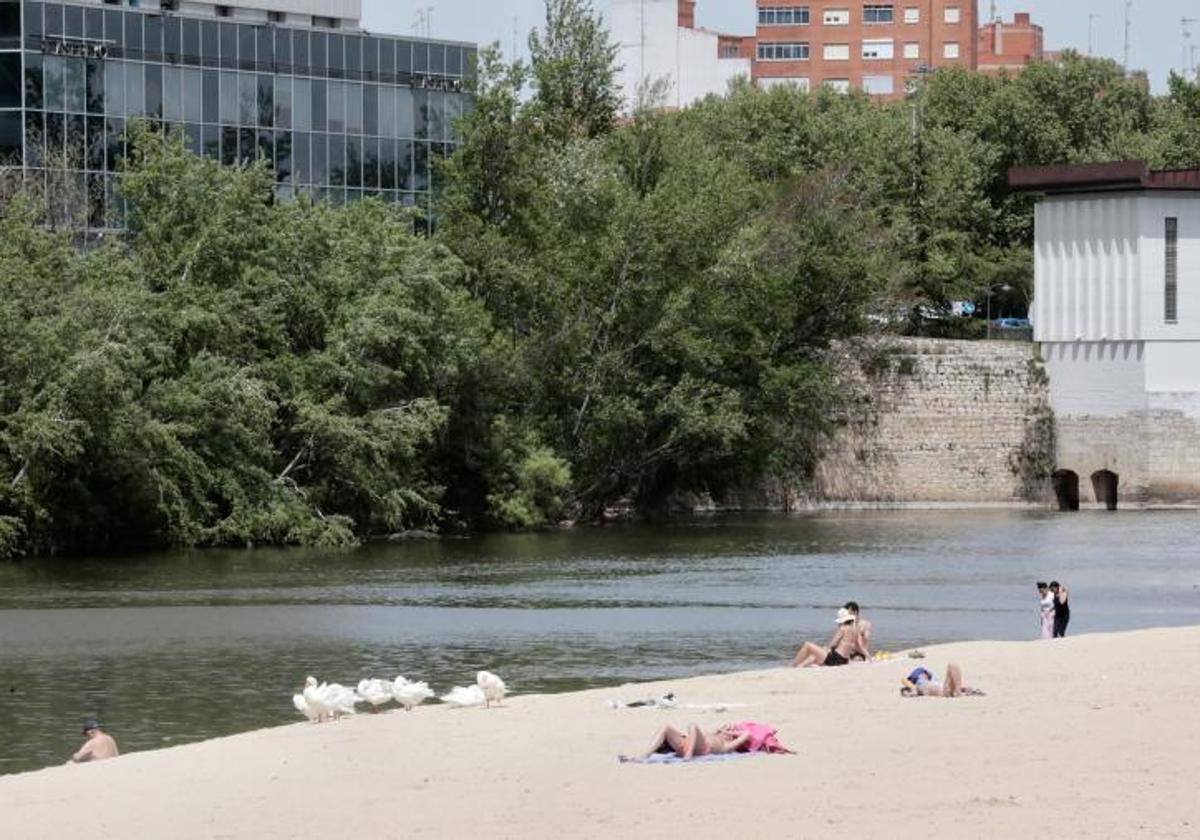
[1053,595,1070,637]
[824,649,849,666]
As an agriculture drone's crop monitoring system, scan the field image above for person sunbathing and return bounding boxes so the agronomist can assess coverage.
[900,664,981,697]
[792,607,863,667]
[644,724,751,760]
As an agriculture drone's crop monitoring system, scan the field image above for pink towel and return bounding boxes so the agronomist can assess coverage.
[724,721,794,754]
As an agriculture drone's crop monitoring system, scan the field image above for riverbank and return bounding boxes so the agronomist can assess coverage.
[3,627,1198,839]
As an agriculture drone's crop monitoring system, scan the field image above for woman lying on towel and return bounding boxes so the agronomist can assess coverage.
[900,664,984,697]
[644,721,792,760]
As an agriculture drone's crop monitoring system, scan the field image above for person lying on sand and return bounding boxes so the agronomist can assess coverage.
[645,724,751,760]
[792,607,864,667]
[900,664,982,697]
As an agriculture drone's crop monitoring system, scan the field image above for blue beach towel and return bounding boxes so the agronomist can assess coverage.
[617,752,767,765]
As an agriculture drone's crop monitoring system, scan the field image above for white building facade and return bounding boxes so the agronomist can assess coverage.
[1013,162,1200,506]
[71,0,361,29]
[610,0,750,112]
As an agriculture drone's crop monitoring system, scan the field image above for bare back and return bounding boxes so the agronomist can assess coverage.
[72,732,119,763]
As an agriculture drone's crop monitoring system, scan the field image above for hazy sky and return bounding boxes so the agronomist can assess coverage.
[363,0,1199,94]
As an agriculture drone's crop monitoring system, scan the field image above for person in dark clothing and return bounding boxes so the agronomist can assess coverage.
[1050,581,1070,637]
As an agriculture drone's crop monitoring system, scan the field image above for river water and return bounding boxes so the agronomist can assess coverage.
[2,510,1199,776]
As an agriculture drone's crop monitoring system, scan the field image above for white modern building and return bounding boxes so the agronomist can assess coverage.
[1012,162,1200,507]
[610,0,751,112]
[71,0,360,29]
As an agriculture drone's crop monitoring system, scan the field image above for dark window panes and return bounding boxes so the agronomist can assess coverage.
[346,135,361,187]
[411,89,427,139]
[238,126,254,164]
[24,53,43,110]
[238,72,255,124]
[396,87,413,136]
[293,29,309,71]
[237,24,254,70]
[363,37,380,79]
[24,1,43,39]
[144,15,163,59]
[87,114,104,170]
[379,38,395,79]
[412,42,427,74]
[124,62,143,116]
[292,77,310,130]
[63,4,81,38]
[88,172,103,227]
[220,125,237,165]
[0,52,19,108]
[329,134,346,185]
[84,7,102,41]
[275,129,291,183]
[380,136,396,189]
[326,80,344,132]
[346,35,361,76]
[257,73,272,127]
[183,19,201,63]
[397,139,412,190]
[45,111,63,158]
[144,63,162,118]
[86,59,104,114]
[63,57,85,112]
[104,9,121,45]
[257,127,272,163]
[202,69,218,123]
[44,3,62,38]
[395,40,412,74]
[219,22,236,69]
[463,47,477,78]
[183,122,201,156]
[124,12,142,54]
[164,15,181,62]
[183,68,202,122]
[310,31,327,73]
[43,54,63,110]
[201,21,218,66]
[363,136,379,189]
[310,78,325,130]
[345,82,362,133]
[66,113,84,168]
[106,117,124,172]
[293,130,309,183]
[310,131,327,182]
[256,27,272,69]
[201,123,219,159]
[328,33,343,76]
[23,111,43,166]
[448,47,463,77]
[378,83,395,137]
[276,26,291,68]
[219,69,237,122]
[427,44,444,76]
[106,175,124,227]
[274,76,291,128]
[363,85,378,135]
[413,140,428,191]
[104,60,124,116]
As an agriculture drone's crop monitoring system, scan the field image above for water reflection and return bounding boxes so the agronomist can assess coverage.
[2,510,1200,775]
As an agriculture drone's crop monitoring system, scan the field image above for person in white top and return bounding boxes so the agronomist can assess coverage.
[1037,581,1055,639]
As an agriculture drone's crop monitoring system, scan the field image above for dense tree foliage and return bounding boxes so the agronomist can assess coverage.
[2,0,1199,558]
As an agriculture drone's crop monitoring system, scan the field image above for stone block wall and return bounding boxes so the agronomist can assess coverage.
[807,338,1053,503]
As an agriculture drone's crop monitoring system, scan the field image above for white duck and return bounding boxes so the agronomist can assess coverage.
[440,684,486,708]
[476,671,507,708]
[392,676,435,711]
[302,676,334,723]
[293,691,321,723]
[325,683,359,719]
[356,678,394,713]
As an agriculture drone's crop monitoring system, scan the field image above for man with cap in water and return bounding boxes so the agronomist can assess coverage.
[67,719,119,764]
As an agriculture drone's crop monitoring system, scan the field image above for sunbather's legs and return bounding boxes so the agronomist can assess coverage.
[684,724,710,760]
[645,725,689,757]
[944,664,962,697]
[792,642,827,667]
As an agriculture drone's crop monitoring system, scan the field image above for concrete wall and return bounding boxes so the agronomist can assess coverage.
[809,338,1052,503]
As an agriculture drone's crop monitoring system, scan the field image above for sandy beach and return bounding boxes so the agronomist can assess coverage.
[2,626,1198,839]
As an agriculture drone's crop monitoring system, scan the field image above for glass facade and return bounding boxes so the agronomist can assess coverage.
[0,0,475,229]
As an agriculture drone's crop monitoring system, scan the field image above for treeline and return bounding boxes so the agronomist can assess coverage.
[2,0,1199,557]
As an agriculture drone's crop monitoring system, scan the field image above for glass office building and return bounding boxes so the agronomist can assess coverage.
[0,1,474,229]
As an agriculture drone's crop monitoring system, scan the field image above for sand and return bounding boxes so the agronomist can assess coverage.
[3,626,1199,839]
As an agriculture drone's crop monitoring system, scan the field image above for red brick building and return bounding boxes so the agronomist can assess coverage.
[752,1,980,98]
[977,11,1044,77]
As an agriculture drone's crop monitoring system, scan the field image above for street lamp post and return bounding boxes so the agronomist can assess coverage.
[985,283,1014,340]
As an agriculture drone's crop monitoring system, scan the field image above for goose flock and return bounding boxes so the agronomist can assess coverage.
[292,671,505,722]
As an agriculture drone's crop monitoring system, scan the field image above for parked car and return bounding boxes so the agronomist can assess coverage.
[992,317,1031,330]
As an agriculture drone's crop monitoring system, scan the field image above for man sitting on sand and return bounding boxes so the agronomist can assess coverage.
[792,607,864,667]
[68,719,119,764]
[644,724,752,760]
[844,601,872,660]
[900,664,981,698]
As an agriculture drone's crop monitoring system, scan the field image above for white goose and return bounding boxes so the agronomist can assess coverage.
[440,684,486,708]
[356,678,394,713]
[302,676,334,723]
[325,683,359,719]
[392,676,435,711]
[476,671,507,708]
[293,691,321,723]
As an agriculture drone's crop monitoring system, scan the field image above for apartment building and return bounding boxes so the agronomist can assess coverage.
[977,11,1042,77]
[753,1,979,97]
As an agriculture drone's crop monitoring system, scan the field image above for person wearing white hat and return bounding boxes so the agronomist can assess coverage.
[791,607,861,668]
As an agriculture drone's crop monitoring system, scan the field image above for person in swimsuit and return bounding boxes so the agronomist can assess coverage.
[644,724,751,760]
[1037,581,1055,639]
[844,601,872,660]
[67,719,119,764]
[792,607,861,667]
[1050,581,1070,637]
[899,664,973,698]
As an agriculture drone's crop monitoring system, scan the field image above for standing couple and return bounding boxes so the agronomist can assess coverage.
[1037,581,1070,638]
[792,601,872,667]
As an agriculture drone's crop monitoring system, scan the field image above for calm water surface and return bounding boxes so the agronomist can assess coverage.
[2,510,1199,775]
